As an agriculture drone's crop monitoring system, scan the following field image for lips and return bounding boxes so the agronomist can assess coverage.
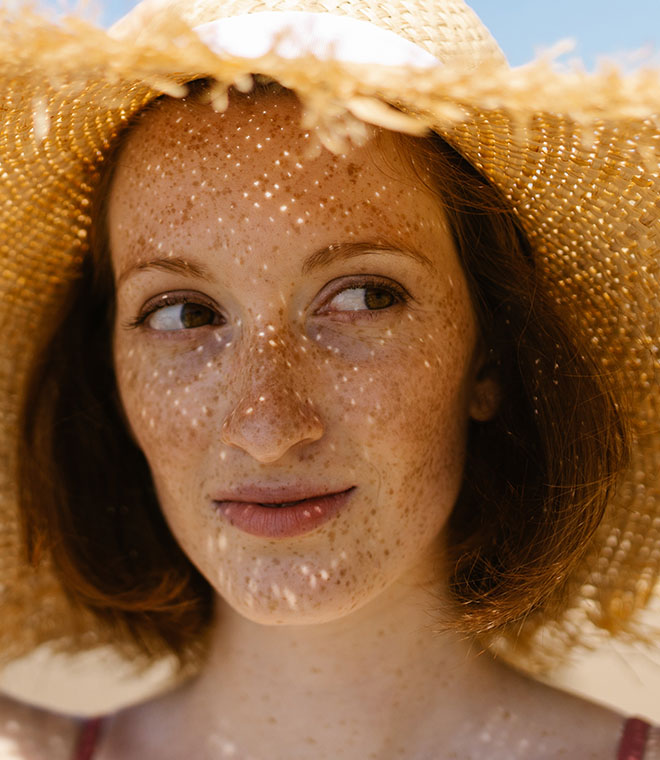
[212,486,356,538]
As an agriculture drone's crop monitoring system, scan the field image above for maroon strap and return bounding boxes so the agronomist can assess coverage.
[73,717,104,760]
[618,717,651,760]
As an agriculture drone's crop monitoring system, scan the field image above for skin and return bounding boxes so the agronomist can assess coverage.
[68,90,627,759]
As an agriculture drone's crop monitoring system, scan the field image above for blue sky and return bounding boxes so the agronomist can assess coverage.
[43,1,660,70]
[470,1,660,69]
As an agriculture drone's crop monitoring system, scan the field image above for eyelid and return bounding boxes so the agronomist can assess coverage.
[317,274,412,313]
[124,290,222,330]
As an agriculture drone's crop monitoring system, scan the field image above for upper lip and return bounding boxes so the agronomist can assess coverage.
[213,484,355,504]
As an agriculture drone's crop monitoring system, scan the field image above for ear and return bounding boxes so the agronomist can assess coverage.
[468,342,502,423]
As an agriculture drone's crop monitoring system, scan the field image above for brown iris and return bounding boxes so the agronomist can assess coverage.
[181,302,215,328]
[364,288,395,310]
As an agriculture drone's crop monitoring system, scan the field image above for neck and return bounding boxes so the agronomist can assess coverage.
[177,558,510,759]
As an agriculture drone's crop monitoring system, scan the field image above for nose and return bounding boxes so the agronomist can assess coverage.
[220,352,324,464]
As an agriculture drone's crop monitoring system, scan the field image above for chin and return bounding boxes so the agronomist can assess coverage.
[215,582,381,627]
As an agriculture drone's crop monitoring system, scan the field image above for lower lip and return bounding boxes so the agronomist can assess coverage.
[213,488,355,538]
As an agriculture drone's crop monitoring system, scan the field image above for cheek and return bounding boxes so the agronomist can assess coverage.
[113,338,226,473]
[333,315,475,534]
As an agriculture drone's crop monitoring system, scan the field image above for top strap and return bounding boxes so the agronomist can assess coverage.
[72,717,104,760]
[619,717,651,760]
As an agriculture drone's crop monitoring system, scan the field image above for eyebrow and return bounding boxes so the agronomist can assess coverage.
[301,240,435,275]
[117,239,435,287]
[117,257,212,287]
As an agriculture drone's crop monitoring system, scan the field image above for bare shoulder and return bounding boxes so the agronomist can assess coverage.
[495,669,628,759]
[0,693,82,760]
[93,683,194,760]
[419,660,630,760]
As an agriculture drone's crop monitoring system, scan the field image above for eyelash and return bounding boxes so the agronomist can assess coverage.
[125,293,222,330]
[321,276,410,321]
[126,276,411,331]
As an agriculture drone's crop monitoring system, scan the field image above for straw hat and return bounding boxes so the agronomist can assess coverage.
[2,0,660,676]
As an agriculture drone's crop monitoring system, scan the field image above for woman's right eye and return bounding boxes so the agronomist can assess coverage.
[144,301,221,331]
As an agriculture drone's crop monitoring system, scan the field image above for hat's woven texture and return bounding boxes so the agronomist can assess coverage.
[2,0,660,672]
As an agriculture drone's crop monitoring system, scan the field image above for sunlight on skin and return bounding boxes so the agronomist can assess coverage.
[0,737,21,760]
[110,88,499,632]
[0,713,76,760]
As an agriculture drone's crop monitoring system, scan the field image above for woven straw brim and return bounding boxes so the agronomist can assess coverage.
[1,2,660,674]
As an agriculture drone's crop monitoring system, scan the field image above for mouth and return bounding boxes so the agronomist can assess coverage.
[213,484,355,505]
[213,487,356,538]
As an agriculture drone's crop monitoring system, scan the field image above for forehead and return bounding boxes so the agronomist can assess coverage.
[107,89,452,273]
[110,87,438,202]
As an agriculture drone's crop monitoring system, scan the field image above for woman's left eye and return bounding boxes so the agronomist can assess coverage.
[323,280,408,317]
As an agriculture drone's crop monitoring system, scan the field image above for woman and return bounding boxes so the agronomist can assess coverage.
[1,1,659,758]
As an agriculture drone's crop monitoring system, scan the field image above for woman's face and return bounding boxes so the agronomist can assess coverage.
[110,90,499,624]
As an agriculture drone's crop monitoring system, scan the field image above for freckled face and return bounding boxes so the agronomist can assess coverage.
[110,90,497,624]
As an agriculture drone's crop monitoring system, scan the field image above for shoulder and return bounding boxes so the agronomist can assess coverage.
[497,674,631,759]
[0,693,83,760]
[432,661,632,760]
